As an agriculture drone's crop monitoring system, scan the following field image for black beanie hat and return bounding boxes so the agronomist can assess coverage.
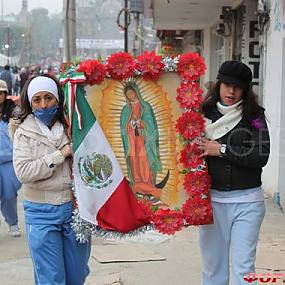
[217,60,253,89]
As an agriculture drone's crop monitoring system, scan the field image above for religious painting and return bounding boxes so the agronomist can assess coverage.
[60,51,213,239]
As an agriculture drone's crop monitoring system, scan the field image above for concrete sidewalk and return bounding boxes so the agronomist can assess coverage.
[0,196,284,285]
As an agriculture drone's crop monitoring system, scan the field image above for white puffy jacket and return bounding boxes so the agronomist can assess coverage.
[13,114,73,205]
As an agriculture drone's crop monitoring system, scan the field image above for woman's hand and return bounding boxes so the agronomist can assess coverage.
[60,144,72,158]
[197,138,221,157]
[7,95,21,105]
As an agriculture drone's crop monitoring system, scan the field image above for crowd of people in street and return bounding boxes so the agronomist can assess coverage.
[0,64,59,97]
[0,59,270,285]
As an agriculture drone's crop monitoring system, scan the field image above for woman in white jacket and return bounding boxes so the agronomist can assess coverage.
[13,75,91,285]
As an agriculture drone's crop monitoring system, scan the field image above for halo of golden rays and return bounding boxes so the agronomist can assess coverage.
[88,77,180,207]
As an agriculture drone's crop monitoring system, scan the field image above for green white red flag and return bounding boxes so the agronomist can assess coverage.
[60,73,150,232]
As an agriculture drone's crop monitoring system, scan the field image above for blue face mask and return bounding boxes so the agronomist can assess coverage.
[33,105,58,126]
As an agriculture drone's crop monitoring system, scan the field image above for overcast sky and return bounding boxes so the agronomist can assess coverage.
[2,0,63,15]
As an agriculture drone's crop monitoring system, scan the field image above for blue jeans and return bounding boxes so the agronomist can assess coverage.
[199,201,265,285]
[24,201,91,285]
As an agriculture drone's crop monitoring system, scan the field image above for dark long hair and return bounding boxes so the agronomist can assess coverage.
[19,74,66,126]
[201,81,262,122]
[0,97,15,122]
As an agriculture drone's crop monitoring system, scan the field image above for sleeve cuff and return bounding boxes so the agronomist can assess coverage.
[43,150,65,167]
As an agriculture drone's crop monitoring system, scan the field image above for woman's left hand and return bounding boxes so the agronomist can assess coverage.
[60,144,73,158]
[197,138,221,157]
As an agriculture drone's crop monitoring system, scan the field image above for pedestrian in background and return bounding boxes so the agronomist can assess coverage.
[12,67,21,96]
[19,67,29,92]
[0,79,21,237]
[13,75,91,285]
[198,61,270,285]
[0,65,13,95]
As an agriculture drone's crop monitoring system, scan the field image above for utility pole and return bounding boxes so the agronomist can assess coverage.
[28,26,31,65]
[1,0,4,23]
[124,0,128,52]
[130,0,144,56]
[63,0,77,62]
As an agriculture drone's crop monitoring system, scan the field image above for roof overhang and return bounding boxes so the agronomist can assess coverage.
[151,0,243,30]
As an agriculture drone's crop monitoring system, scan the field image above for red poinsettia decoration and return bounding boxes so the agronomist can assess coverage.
[106,52,136,80]
[177,52,206,81]
[137,200,153,220]
[176,111,205,140]
[77,59,106,85]
[152,208,184,235]
[136,51,165,81]
[183,171,211,198]
[179,143,203,169]
[176,81,203,109]
[182,197,213,225]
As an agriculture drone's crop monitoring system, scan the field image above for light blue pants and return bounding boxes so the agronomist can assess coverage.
[0,162,21,226]
[199,201,265,285]
[24,201,91,285]
[0,195,18,225]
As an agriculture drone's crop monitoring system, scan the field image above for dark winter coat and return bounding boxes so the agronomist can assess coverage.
[205,108,270,191]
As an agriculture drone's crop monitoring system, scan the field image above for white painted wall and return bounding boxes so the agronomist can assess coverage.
[278,38,285,207]
[261,0,285,206]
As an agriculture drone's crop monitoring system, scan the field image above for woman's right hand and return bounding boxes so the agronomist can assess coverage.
[197,138,221,157]
[60,144,72,158]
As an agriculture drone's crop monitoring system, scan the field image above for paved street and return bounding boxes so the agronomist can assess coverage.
[0,194,284,285]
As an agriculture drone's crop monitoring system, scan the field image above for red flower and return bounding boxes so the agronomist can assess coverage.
[182,197,213,225]
[77,59,106,85]
[152,209,184,235]
[176,81,203,109]
[183,171,211,198]
[137,200,153,221]
[176,111,205,140]
[136,51,165,81]
[177,52,206,81]
[106,52,136,80]
[179,144,203,169]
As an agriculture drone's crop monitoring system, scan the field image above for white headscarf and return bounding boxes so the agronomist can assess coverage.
[27,76,59,103]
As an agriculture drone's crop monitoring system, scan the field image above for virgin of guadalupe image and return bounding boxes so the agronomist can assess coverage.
[88,75,180,208]
[120,82,168,203]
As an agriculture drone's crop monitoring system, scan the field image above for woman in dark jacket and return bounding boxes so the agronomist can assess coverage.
[198,61,270,285]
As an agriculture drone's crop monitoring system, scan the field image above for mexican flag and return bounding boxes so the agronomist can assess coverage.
[62,77,150,232]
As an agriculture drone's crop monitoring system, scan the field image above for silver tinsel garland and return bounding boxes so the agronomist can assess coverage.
[133,55,179,76]
[71,208,93,243]
[71,208,153,243]
[134,69,142,76]
[163,56,179,72]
